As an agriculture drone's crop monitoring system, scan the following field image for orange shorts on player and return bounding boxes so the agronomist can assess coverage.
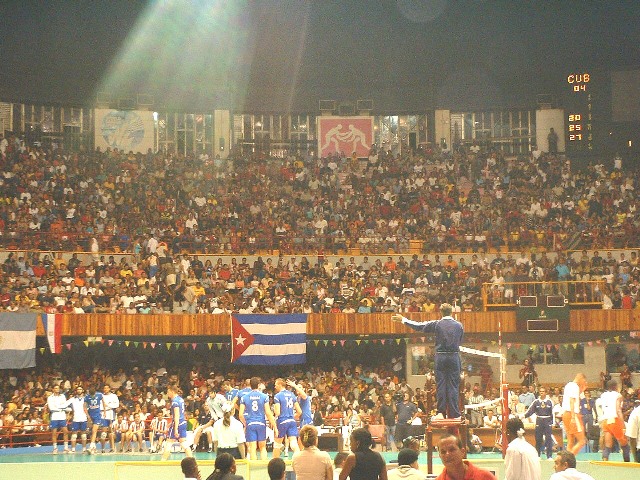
[562,412,584,435]
[603,418,628,446]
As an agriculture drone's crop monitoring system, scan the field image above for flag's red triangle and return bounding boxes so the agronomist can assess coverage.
[231,315,255,362]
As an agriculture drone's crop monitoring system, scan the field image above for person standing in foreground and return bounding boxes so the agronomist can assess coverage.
[436,434,497,480]
[549,451,595,480]
[600,379,630,462]
[524,385,554,458]
[162,382,193,460]
[212,402,246,459]
[561,373,587,456]
[339,427,387,480]
[504,417,541,480]
[392,303,464,419]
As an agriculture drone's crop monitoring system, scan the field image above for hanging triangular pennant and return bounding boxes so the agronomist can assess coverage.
[395,339,401,345]
[340,340,345,347]
[331,340,337,346]
[364,339,370,344]
[314,340,320,346]
[572,343,578,348]
[125,341,130,347]
[588,342,593,346]
[133,342,139,348]
[151,342,156,348]
[83,340,89,347]
[323,340,329,346]
[39,348,46,354]
[216,343,223,350]
[166,343,171,350]
[192,343,197,350]
[66,344,72,350]
[356,340,361,345]
[207,343,213,350]
[372,339,378,344]
[108,340,114,346]
[381,339,386,345]
[614,336,620,342]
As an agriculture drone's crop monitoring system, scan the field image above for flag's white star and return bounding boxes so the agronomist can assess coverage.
[235,334,246,346]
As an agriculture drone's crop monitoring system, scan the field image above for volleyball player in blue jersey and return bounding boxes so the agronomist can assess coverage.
[85,384,104,454]
[273,378,302,458]
[239,377,277,460]
[162,382,193,460]
[287,379,313,427]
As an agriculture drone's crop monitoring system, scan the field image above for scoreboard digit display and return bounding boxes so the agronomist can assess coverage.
[565,72,594,153]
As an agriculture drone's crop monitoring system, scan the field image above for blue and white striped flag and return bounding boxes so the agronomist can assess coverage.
[0,313,36,369]
[231,314,307,365]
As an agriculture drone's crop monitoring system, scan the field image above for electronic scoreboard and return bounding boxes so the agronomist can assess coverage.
[565,72,594,153]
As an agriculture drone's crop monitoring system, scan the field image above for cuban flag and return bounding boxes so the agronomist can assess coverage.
[0,313,36,369]
[42,313,63,354]
[231,314,307,365]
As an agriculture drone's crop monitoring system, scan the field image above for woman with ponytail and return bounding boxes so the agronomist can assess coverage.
[211,402,246,459]
[292,425,333,480]
[339,427,387,480]
[504,417,541,480]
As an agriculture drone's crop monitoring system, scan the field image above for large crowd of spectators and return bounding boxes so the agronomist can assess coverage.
[1,133,640,313]
[0,355,415,449]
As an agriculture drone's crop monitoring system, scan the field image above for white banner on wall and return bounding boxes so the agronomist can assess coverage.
[94,109,155,153]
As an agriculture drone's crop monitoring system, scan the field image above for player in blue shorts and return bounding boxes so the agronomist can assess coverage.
[273,378,301,458]
[287,379,313,427]
[68,385,89,453]
[239,376,277,460]
[46,384,70,453]
[100,384,119,453]
[85,384,104,454]
[162,382,193,460]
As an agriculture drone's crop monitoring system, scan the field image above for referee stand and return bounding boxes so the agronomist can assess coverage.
[425,375,468,475]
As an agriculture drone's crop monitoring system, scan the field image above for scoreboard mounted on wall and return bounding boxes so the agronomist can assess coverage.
[516,295,569,332]
[565,72,595,153]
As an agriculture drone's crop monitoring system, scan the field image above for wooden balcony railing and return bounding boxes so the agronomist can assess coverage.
[34,310,636,338]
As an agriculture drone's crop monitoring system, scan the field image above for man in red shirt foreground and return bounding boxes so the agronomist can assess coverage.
[436,434,496,480]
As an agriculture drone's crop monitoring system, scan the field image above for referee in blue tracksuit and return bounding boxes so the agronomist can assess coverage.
[524,385,554,458]
[393,303,464,419]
